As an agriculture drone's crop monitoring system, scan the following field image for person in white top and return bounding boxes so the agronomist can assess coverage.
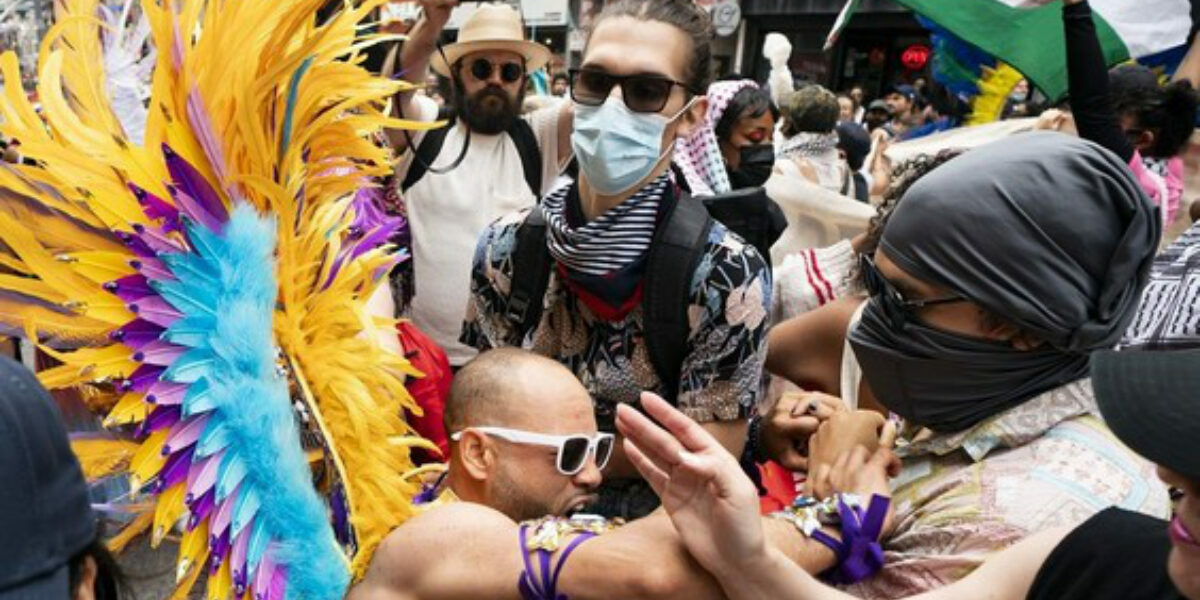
[384,0,573,366]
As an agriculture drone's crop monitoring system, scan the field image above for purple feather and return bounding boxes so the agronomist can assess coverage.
[110,319,165,349]
[157,445,195,491]
[231,524,252,593]
[132,223,185,254]
[145,380,188,406]
[186,449,223,503]
[141,404,180,434]
[114,230,155,258]
[133,340,186,366]
[187,488,215,529]
[129,183,182,232]
[103,274,155,303]
[210,528,231,572]
[266,564,287,600]
[211,484,239,539]
[186,88,232,191]
[126,295,182,328]
[162,144,228,227]
[252,549,277,600]
[129,257,175,282]
[163,413,211,455]
[120,363,166,392]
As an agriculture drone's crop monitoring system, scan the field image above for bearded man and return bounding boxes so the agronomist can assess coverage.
[383,0,573,368]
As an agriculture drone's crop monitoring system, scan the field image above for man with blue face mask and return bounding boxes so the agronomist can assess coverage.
[462,0,772,521]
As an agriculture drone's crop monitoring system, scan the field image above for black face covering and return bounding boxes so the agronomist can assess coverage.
[727,144,775,189]
[850,132,1160,432]
[849,297,1090,432]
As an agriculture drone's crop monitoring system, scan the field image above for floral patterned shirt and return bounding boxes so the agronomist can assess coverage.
[461,204,772,424]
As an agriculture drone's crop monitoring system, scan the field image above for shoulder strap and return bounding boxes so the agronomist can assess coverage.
[643,190,713,402]
[506,205,553,340]
[508,118,543,198]
[400,124,451,193]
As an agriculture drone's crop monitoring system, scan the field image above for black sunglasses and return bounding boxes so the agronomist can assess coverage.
[460,58,525,84]
[568,68,693,113]
[859,254,966,328]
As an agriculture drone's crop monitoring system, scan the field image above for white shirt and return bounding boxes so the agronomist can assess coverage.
[396,95,565,365]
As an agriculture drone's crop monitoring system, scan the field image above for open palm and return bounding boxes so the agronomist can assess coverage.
[616,393,767,577]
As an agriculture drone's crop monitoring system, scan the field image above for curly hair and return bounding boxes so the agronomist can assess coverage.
[858,149,966,258]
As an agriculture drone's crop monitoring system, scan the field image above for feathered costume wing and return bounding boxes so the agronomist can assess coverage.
[0,0,440,597]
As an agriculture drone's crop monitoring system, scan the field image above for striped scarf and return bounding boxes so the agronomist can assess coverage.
[543,175,669,276]
[541,175,670,318]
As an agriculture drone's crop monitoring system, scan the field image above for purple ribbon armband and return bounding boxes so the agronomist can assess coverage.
[771,493,890,585]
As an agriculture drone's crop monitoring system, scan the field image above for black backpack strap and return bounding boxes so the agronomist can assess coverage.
[505,205,553,340]
[507,118,543,198]
[400,124,451,193]
[643,190,713,402]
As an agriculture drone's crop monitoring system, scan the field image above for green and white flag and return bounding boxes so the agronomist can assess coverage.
[828,0,1191,100]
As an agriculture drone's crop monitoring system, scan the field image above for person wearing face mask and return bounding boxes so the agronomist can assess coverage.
[675,80,779,193]
[755,133,1170,595]
[379,1,574,369]
[614,341,1200,600]
[463,0,772,521]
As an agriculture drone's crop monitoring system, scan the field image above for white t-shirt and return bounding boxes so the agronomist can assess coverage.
[396,95,565,365]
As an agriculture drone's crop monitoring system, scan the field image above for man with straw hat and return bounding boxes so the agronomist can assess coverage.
[383,1,573,368]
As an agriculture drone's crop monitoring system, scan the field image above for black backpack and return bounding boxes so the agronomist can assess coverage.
[400,118,543,197]
[504,184,786,401]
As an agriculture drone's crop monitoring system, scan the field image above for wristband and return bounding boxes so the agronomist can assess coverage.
[770,493,890,584]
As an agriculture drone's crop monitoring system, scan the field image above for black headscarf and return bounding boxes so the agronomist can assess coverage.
[850,132,1160,431]
[881,132,1159,353]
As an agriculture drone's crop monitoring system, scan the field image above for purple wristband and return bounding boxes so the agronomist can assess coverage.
[819,494,889,585]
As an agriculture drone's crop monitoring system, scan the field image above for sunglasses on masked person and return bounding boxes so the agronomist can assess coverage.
[859,254,968,329]
[450,427,615,475]
[568,68,695,113]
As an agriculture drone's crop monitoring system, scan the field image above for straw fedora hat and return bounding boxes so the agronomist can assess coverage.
[431,4,551,77]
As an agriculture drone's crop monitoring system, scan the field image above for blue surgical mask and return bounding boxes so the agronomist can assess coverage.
[571,97,692,196]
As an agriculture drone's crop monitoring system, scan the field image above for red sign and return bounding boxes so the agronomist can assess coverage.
[901,44,931,71]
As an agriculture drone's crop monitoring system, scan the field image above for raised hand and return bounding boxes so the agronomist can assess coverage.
[616,392,767,579]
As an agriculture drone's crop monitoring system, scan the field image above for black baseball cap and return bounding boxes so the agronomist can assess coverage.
[1092,348,1200,481]
[0,355,96,599]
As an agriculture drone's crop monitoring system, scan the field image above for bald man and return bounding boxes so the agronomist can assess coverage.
[348,349,895,600]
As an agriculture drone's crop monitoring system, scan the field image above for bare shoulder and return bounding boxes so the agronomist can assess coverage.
[350,503,524,600]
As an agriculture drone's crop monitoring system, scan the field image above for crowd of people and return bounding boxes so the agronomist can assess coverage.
[2,0,1200,598]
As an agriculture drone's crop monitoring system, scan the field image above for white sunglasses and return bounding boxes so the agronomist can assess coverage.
[450,426,615,475]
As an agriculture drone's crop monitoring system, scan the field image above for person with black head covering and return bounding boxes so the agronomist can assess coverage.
[834,122,870,203]
[757,132,1169,595]
[0,356,128,600]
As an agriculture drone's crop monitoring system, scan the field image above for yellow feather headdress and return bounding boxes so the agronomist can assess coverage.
[0,0,438,597]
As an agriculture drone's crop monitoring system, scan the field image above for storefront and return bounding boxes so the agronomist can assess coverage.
[738,0,930,100]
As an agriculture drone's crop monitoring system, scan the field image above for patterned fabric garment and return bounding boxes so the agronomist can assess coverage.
[673,79,758,196]
[543,175,666,276]
[1120,219,1200,349]
[843,379,1171,598]
[461,193,772,425]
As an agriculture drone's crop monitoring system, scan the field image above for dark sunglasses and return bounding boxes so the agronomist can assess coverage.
[461,58,525,84]
[859,254,966,328]
[568,68,693,113]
